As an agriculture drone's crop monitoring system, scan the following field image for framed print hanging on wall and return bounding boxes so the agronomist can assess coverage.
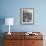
[20,8,34,24]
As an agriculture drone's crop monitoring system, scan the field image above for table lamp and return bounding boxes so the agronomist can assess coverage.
[5,18,14,35]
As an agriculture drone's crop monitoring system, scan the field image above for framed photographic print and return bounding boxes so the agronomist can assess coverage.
[20,8,34,24]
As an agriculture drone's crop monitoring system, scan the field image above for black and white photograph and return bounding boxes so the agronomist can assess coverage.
[20,8,34,24]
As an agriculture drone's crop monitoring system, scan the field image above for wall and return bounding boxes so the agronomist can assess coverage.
[0,0,46,46]
[0,0,46,32]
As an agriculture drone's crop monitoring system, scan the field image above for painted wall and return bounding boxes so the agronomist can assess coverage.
[0,0,46,32]
[0,0,46,46]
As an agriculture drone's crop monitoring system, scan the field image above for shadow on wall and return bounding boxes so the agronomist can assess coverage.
[0,16,5,32]
[0,16,5,46]
[0,33,4,46]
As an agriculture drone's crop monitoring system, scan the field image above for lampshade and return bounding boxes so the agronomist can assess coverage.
[5,18,14,25]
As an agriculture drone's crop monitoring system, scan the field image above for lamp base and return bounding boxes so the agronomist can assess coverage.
[8,32,11,35]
